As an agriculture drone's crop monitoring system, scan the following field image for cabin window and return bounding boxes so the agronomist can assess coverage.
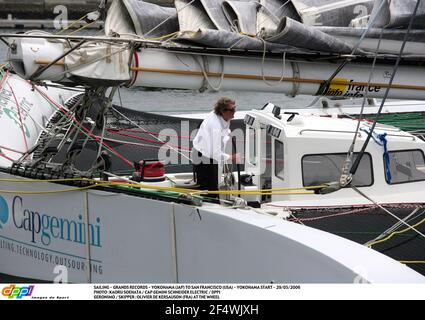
[248,128,256,165]
[302,153,373,187]
[385,150,425,184]
[275,140,284,180]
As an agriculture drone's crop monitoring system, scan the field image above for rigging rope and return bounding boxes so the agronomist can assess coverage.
[55,13,88,35]
[260,38,287,87]
[399,261,425,265]
[111,97,192,162]
[194,55,225,92]
[33,86,134,168]
[68,20,98,35]
[7,82,29,152]
[351,185,425,242]
[0,68,10,89]
[304,0,388,108]
[103,136,187,153]
[0,153,13,162]
[109,130,191,151]
[0,177,326,196]
[350,0,422,177]
[339,26,385,187]
[364,207,425,246]
[367,216,425,248]
[0,145,24,154]
[288,206,374,223]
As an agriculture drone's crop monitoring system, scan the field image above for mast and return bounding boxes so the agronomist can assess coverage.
[130,47,425,100]
[5,35,425,100]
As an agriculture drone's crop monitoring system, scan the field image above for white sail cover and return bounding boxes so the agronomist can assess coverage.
[65,42,132,85]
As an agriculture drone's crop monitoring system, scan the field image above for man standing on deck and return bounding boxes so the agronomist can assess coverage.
[192,97,240,198]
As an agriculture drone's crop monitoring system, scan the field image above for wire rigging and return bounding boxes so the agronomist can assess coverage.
[349,0,422,177]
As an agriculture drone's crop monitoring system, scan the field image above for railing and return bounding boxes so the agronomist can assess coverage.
[299,129,416,141]
[299,129,362,136]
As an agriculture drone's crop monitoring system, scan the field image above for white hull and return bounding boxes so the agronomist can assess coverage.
[0,73,78,167]
[0,172,423,283]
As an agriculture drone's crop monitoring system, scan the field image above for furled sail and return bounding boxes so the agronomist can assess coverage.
[104,0,425,56]
[371,0,425,28]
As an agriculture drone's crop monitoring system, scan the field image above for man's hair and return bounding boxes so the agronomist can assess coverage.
[214,97,235,115]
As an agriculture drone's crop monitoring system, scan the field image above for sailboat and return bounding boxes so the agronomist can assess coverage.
[0,0,425,283]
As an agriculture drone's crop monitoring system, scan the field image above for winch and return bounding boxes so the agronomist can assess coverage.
[132,159,166,182]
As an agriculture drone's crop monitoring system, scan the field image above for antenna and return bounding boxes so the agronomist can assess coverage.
[272,105,281,119]
[284,112,299,122]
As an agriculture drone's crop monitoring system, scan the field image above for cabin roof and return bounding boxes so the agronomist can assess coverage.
[248,106,417,141]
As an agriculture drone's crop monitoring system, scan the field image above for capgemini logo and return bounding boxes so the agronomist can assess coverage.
[0,196,8,230]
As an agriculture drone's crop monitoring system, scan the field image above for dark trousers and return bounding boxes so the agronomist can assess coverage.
[193,152,219,199]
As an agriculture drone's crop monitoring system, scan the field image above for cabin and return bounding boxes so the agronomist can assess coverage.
[240,103,425,207]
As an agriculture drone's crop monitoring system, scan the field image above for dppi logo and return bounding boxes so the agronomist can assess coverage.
[0,196,8,230]
[2,285,34,299]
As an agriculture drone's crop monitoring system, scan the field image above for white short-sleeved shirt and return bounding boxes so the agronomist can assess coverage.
[192,112,231,163]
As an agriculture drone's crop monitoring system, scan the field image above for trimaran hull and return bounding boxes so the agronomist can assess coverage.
[1,171,424,283]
